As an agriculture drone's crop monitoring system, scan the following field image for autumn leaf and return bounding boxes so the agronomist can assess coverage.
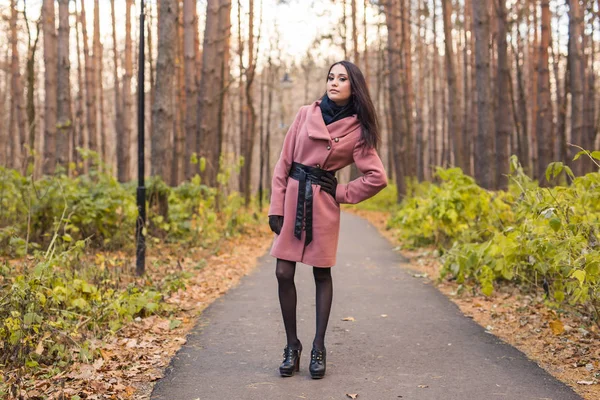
[549,319,564,335]
[346,394,359,399]
[342,316,355,322]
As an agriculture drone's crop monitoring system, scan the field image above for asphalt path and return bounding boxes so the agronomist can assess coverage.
[152,212,582,400]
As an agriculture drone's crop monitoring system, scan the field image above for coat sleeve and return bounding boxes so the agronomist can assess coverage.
[335,140,388,204]
[268,107,305,216]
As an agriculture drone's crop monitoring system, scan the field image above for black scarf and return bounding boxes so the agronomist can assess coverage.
[319,94,356,125]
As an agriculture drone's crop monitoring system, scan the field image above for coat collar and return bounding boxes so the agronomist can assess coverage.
[306,100,361,141]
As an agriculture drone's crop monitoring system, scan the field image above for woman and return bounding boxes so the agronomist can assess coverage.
[268,60,387,379]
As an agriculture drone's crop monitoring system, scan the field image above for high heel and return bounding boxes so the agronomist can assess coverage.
[309,347,326,379]
[279,343,302,377]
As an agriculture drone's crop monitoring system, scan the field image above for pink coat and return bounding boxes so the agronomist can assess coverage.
[268,100,388,267]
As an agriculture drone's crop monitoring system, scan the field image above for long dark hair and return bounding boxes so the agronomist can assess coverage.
[323,60,380,150]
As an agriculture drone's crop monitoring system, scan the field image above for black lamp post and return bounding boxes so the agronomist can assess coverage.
[135,0,146,276]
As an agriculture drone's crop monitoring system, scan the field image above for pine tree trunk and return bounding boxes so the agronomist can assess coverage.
[351,0,359,63]
[183,0,198,179]
[172,1,185,185]
[430,0,439,169]
[198,0,232,187]
[111,0,125,180]
[495,0,512,189]
[568,0,584,175]
[57,0,73,171]
[535,0,553,184]
[121,0,134,181]
[80,0,97,160]
[92,0,105,166]
[363,0,369,82]
[472,0,495,189]
[401,0,416,178]
[9,0,27,171]
[74,4,85,171]
[241,0,259,205]
[384,0,406,200]
[152,0,178,182]
[529,0,539,175]
[42,0,57,174]
[442,0,466,172]
[515,21,530,172]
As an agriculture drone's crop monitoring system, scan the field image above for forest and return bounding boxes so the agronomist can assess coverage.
[0,0,599,398]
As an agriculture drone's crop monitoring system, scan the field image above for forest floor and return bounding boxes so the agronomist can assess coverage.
[345,208,600,400]
[11,223,274,400]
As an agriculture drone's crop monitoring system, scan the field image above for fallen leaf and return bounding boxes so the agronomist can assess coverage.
[380,314,388,318]
[417,384,429,388]
[342,317,355,322]
[577,380,596,385]
[346,394,359,399]
[549,319,564,335]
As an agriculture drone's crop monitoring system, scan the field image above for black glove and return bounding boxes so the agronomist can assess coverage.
[269,215,284,235]
[319,174,338,199]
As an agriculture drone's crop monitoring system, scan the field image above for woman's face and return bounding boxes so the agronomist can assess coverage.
[327,64,352,106]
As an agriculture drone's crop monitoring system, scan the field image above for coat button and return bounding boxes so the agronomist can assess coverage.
[316,164,321,168]
[327,145,331,150]
[334,138,339,142]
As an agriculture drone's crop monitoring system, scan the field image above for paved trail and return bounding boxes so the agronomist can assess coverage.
[152,212,582,400]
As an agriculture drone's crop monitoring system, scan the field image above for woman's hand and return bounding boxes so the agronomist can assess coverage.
[319,175,338,199]
[269,215,284,235]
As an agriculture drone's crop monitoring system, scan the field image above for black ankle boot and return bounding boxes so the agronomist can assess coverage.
[309,347,326,379]
[279,343,302,377]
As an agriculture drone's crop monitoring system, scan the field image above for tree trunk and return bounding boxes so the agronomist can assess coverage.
[363,0,369,82]
[172,2,185,185]
[184,0,198,179]
[152,0,178,182]
[74,4,85,171]
[42,0,57,174]
[384,0,406,200]
[430,0,439,169]
[24,5,41,172]
[9,0,27,171]
[197,0,232,187]
[582,9,596,173]
[351,0,359,63]
[535,0,553,184]
[80,0,97,160]
[442,0,466,173]
[472,0,495,189]
[121,0,134,181]
[111,0,125,180]
[515,21,530,172]
[529,0,539,175]
[241,0,259,205]
[56,0,73,171]
[495,0,511,189]
[93,0,105,166]
[568,0,584,175]
[401,0,416,178]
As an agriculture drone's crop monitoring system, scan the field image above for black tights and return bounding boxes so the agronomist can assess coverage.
[275,259,333,351]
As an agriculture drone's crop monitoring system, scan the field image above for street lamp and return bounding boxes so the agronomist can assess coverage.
[136,0,146,276]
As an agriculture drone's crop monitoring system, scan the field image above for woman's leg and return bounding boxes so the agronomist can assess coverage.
[276,258,301,348]
[312,267,333,350]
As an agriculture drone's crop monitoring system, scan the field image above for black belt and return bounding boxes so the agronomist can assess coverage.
[288,162,335,246]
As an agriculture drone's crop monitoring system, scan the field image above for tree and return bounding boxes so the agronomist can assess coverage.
[57,0,73,170]
[80,0,97,157]
[442,0,467,172]
[535,0,553,183]
[152,0,178,182]
[197,0,232,187]
[384,0,407,199]
[472,0,495,189]
[495,0,512,189]
[183,0,198,179]
[42,0,57,174]
[568,0,584,175]
[121,0,134,181]
[111,0,125,180]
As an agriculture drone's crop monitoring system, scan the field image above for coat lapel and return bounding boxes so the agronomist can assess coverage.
[306,101,361,141]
